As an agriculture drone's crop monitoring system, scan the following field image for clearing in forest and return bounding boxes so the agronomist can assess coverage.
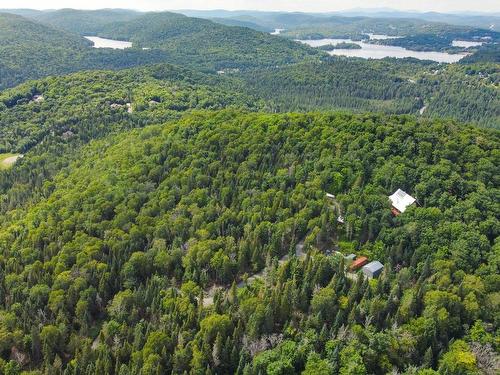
[0,153,22,170]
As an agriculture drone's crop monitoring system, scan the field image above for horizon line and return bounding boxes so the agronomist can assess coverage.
[1,7,500,15]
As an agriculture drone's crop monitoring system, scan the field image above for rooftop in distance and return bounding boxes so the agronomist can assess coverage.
[389,188,416,214]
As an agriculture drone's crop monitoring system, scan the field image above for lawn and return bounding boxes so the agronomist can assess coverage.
[0,153,22,170]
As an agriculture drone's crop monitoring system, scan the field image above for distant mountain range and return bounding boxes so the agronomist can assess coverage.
[0,10,320,89]
[330,9,500,31]
[2,7,499,32]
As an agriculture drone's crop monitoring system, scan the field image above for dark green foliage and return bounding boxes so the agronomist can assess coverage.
[96,12,321,71]
[0,64,259,215]
[0,109,498,374]
[239,59,500,128]
[461,43,500,64]
[0,12,320,90]
[31,8,142,35]
[0,10,498,374]
[375,31,499,53]
[0,13,174,90]
[318,42,362,50]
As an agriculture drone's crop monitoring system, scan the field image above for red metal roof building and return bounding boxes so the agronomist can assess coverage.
[349,256,368,271]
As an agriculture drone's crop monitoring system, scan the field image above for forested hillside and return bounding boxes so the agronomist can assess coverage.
[0,12,321,90]
[0,13,91,89]
[0,64,259,215]
[0,8,499,373]
[0,13,179,90]
[192,10,499,52]
[31,9,142,35]
[96,12,321,70]
[0,110,498,374]
[0,11,497,128]
[239,60,500,128]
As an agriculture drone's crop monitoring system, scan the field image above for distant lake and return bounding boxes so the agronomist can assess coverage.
[271,29,285,35]
[84,36,132,49]
[298,38,467,63]
[365,33,400,40]
[451,40,483,48]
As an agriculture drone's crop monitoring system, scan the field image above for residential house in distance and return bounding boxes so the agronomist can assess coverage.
[362,261,384,279]
[389,189,416,216]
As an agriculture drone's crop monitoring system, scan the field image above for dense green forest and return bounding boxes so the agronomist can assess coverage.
[273,16,498,51]
[0,13,91,89]
[461,44,500,64]
[3,8,499,57]
[0,12,320,90]
[373,32,499,53]
[0,65,257,153]
[0,64,260,216]
[0,8,499,374]
[239,60,500,128]
[0,109,498,374]
[0,13,181,90]
[95,12,320,71]
[29,9,142,36]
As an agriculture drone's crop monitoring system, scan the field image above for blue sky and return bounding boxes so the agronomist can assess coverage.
[3,1,499,13]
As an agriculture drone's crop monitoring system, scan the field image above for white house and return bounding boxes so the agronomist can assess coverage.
[389,189,416,215]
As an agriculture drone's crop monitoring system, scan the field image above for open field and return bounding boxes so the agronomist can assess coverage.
[0,153,22,170]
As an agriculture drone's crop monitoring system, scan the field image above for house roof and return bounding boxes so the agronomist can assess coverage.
[389,189,416,213]
[363,261,384,273]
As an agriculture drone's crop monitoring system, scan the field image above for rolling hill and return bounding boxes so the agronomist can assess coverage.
[30,8,142,35]
[239,60,500,128]
[181,10,499,54]
[96,12,321,70]
[0,108,498,374]
[0,13,94,89]
[0,11,322,90]
[0,9,497,373]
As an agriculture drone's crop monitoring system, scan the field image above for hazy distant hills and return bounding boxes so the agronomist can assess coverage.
[178,9,499,38]
[179,8,500,32]
[208,17,273,32]
[0,13,92,88]
[93,12,320,69]
[330,9,500,31]
[3,7,498,35]
[0,11,320,89]
[31,8,142,35]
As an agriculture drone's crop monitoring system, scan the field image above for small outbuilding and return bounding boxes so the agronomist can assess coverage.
[349,256,368,271]
[389,189,416,215]
[362,261,384,279]
[344,254,356,261]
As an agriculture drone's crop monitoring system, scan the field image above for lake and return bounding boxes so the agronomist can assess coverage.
[84,36,132,49]
[365,33,400,40]
[452,40,484,48]
[271,29,285,35]
[298,38,467,63]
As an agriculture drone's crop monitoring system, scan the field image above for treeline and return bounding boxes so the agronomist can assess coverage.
[239,59,500,128]
[0,12,321,90]
[95,12,321,71]
[0,65,260,214]
[0,110,497,374]
[375,31,499,53]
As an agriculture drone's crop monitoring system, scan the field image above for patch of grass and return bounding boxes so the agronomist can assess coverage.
[0,153,21,170]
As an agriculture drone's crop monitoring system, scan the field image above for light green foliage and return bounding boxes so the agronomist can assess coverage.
[0,97,497,373]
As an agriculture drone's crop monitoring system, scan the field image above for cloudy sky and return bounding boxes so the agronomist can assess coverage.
[2,0,499,13]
